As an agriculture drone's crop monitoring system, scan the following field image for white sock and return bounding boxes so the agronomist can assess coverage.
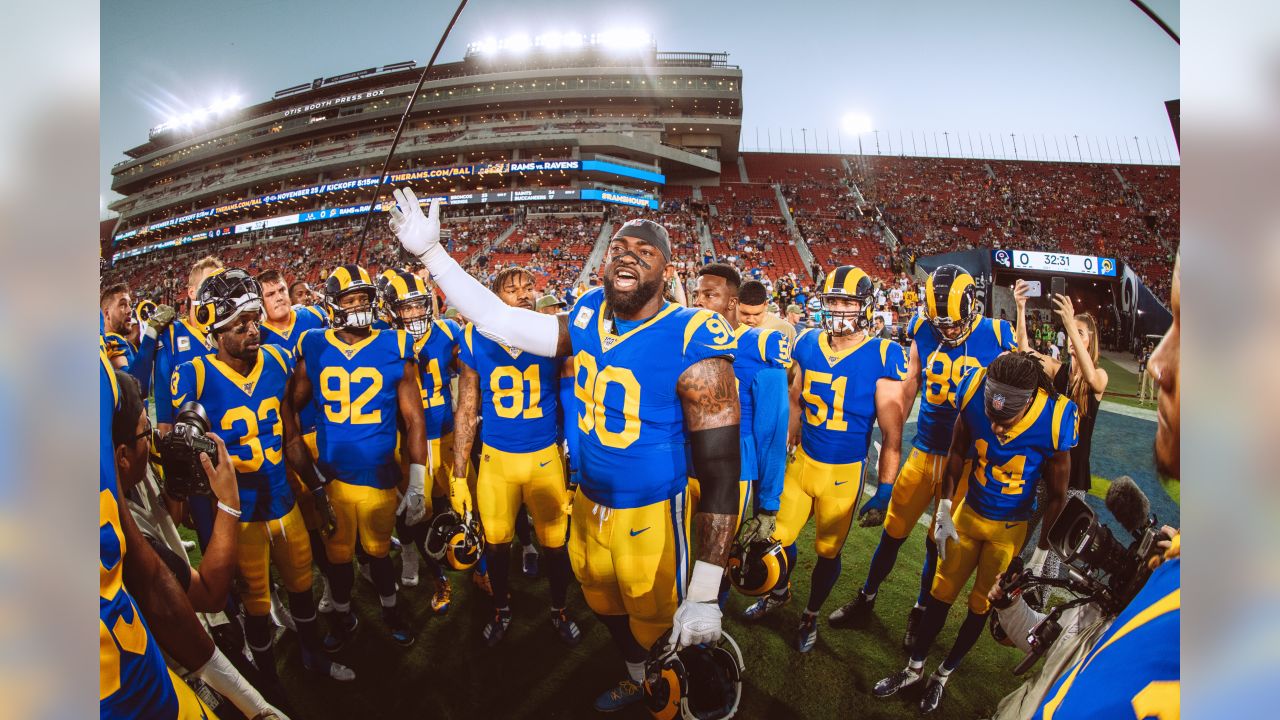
[908,659,924,672]
[625,661,646,683]
[380,594,397,608]
[864,590,877,601]
[523,543,537,554]
[933,666,953,685]
[332,600,350,614]
[913,602,925,611]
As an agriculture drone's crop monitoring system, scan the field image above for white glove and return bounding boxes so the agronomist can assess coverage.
[933,499,959,562]
[669,561,724,649]
[398,463,428,525]
[191,647,289,720]
[388,187,442,263]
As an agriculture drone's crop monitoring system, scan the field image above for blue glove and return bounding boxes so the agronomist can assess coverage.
[859,481,894,518]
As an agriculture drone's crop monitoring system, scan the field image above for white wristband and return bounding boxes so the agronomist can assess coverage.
[687,560,725,604]
[143,324,158,340]
[192,647,285,719]
[216,501,241,519]
[936,498,953,520]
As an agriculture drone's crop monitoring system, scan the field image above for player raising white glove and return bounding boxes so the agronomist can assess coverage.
[669,560,724,649]
[388,187,443,263]
[933,499,960,561]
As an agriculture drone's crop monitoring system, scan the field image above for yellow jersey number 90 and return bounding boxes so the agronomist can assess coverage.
[574,351,641,449]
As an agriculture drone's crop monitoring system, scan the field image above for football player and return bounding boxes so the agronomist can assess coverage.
[451,266,581,647]
[1030,253,1179,720]
[285,264,430,648]
[380,268,458,613]
[100,347,234,720]
[172,269,352,685]
[256,269,337,608]
[155,256,226,548]
[737,279,797,346]
[288,280,318,307]
[687,263,790,556]
[741,265,907,654]
[874,351,1076,713]
[831,264,1017,649]
[390,191,741,712]
[102,283,175,397]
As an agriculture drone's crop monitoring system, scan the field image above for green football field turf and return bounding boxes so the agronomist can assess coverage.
[200,511,1030,719]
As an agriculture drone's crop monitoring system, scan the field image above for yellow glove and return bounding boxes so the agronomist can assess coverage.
[448,475,472,517]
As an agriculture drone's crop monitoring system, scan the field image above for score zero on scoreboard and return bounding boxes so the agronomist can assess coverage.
[992,249,1118,277]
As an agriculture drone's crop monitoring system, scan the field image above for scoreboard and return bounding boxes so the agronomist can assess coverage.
[992,249,1118,277]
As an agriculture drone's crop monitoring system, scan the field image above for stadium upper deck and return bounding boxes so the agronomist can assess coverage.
[107,38,742,252]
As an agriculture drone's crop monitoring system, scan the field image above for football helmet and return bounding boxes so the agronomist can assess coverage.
[643,631,744,720]
[923,264,979,348]
[194,268,263,332]
[324,264,377,329]
[135,299,158,326]
[425,510,484,571]
[819,265,874,335]
[726,536,789,597]
[378,268,433,339]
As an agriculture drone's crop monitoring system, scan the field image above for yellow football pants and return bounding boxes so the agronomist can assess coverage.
[477,442,568,547]
[237,503,313,616]
[774,446,865,559]
[324,480,398,564]
[931,499,1028,614]
[568,487,689,649]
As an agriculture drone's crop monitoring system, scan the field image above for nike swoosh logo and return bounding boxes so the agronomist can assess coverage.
[1005,522,1019,529]
[539,460,552,467]
[629,527,651,536]
[834,480,849,486]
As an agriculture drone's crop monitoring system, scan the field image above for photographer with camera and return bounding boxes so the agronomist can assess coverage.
[1021,254,1181,720]
[872,351,1076,714]
[103,356,286,720]
[169,268,352,691]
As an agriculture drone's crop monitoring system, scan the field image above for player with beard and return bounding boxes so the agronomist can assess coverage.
[101,283,174,397]
[389,190,741,712]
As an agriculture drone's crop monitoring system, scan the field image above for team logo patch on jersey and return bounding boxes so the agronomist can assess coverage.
[573,306,594,329]
[343,348,356,359]
[242,382,254,394]
[500,343,522,360]
[177,336,191,352]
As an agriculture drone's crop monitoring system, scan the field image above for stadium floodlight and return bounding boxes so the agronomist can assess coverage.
[561,31,584,49]
[841,111,873,136]
[536,32,564,50]
[502,33,532,53]
[596,28,652,50]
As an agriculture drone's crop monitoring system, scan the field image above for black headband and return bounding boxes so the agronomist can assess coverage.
[985,378,1035,424]
[611,219,671,261]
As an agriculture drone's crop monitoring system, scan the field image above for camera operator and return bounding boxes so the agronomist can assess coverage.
[104,362,286,720]
[1024,253,1181,720]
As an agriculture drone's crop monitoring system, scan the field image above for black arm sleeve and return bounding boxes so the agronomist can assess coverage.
[688,425,741,515]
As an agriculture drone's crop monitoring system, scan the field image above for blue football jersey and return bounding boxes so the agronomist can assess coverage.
[155,318,214,424]
[953,367,1078,522]
[792,330,909,465]
[568,288,737,509]
[298,328,413,489]
[910,313,1017,454]
[260,306,327,432]
[460,323,560,453]
[1033,550,1180,720]
[733,325,791,481]
[172,345,296,522]
[102,332,137,369]
[415,318,462,440]
[100,349,179,719]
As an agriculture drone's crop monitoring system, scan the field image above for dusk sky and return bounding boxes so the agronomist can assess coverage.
[101,0,1179,215]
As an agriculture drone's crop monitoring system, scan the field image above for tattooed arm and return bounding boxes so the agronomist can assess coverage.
[677,356,741,568]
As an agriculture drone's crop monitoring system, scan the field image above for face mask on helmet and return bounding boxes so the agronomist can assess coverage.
[197,270,263,332]
[820,295,869,336]
[726,538,789,597]
[425,510,484,571]
[329,289,376,329]
[392,298,432,339]
[926,266,978,348]
[644,632,745,720]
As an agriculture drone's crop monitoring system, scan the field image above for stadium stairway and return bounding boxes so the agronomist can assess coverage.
[737,156,749,183]
[578,219,615,286]
[489,218,523,249]
[773,183,816,270]
[697,217,714,259]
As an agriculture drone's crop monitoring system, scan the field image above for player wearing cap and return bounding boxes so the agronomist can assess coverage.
[389,189,741,712]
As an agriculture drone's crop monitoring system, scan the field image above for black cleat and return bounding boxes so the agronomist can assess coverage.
[382,606,415,647]
[483,608,512,648]
[741,589,791,622]
[551,609,582,647]
[919,675,947,714]
[323,611,358,654]
[873,666,923,698]
[829,589,876,628]
[903,605,924,651]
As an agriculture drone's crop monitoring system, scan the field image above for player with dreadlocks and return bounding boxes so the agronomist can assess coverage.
[873,351,1077,714]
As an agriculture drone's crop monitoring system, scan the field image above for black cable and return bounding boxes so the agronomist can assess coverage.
[354,0,470,264]
[1127,0,1179,44]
